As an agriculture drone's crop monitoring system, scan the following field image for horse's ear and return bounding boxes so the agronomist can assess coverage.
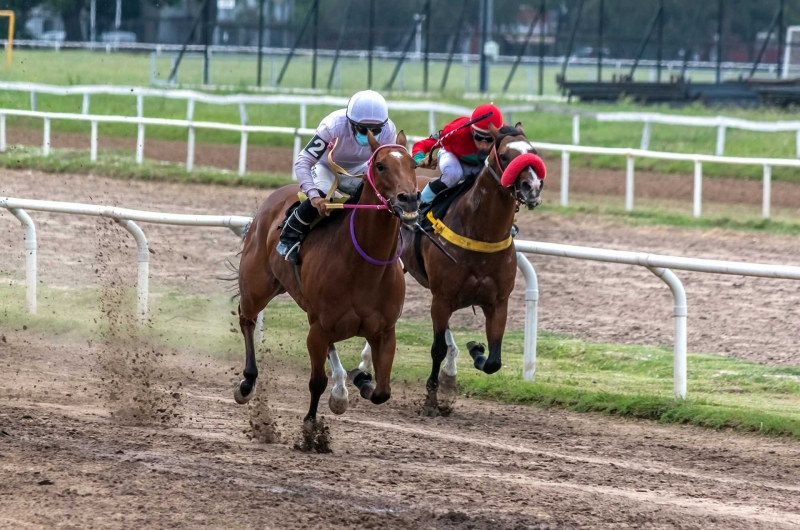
[515,122,525,135]
[488,122,501,138]
[396,130,407,148]
[368,130,380,151]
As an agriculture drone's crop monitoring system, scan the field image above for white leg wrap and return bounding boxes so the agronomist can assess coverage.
[328,346,349,414]
[358,342,374,373]
[442,329,459,377]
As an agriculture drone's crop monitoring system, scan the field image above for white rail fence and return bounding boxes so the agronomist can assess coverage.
[530,140,800,219]
[2,107,800,219]
[4,197,800,400]
[4,82,800,156]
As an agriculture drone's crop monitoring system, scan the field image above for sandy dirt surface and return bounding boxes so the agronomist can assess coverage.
[2,328,800,529]
[8,128,800,210]
[2,169,800,364]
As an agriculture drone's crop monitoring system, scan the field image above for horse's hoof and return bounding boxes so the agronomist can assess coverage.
[347,368,371,383]
[482,359,502,375]
[420,390,441,417]
[468,342,487,371]
[233,379,257,405]
[328,387,349,415]
[472,355,487,371]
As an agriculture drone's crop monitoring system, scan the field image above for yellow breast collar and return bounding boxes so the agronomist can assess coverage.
[425,211,512,253]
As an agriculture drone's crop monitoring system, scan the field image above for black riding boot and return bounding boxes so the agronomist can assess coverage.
[276,199,317,264]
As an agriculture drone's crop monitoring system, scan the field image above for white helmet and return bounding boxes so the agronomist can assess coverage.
[346,90,389,126]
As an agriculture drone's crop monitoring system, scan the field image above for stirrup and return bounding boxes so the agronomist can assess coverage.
[281,241,302,264]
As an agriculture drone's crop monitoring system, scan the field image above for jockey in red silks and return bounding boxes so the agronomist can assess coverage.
[412,103,504,203]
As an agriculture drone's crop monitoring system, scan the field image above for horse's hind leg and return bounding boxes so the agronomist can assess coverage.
[327,344,349,415]
[234,259,283,405]
[304,323,329,422]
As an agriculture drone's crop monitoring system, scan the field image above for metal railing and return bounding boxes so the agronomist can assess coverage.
[4,197,800,399]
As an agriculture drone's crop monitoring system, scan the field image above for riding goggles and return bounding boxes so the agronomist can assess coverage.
[472,130,492,143]
[350,119,386,136]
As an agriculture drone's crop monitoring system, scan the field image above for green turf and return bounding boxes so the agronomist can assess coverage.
[2,282,799,438]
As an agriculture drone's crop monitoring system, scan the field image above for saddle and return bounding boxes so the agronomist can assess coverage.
[277,184,364,236]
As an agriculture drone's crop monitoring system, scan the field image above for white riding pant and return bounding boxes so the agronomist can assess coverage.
[312,162,368,198]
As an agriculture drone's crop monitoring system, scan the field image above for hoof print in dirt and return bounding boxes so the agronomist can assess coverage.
[294,418,332,453]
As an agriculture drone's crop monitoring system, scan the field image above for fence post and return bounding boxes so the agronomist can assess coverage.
[8,208,37,315]
[136,122,145,164]
[43,118,51,156]
[515,253,539,382]
[82,93,90,115]
[715,125,726,156]
[300,103,307,129]
[115,219,149,327]
[648,266,687,399]
[0,114,5,153]
[693,159,702,217]
[640,121,652,150]
[186,126,195,172]
[292,129,301,181]
[796,129,800,159]
[560,151,570,207]
[625,154,635,211]
[30,91,36,111]
[428,110,436,135]
[239,132,248,176]
[137,94,144,118]
[763,164,772,219]
[572,115,580,145]
[90,121,98,162]
[186,98,195,121]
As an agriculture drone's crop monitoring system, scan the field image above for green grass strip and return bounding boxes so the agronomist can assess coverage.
[1,283,799,439]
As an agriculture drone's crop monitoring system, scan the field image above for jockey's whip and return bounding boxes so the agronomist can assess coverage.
[423,110,495,168]
[416,222,458,263]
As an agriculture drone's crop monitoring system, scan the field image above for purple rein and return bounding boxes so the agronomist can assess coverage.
[342,142,407,266]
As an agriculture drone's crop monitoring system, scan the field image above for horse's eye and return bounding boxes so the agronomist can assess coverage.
[500,153,509,161]
[376,162,385,171]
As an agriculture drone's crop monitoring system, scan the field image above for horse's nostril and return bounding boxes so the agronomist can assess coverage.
[521,181,533,192]
[397,193,411,203]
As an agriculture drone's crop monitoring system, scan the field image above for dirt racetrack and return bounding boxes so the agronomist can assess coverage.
[2,169,800,528]
[2,329,800,529]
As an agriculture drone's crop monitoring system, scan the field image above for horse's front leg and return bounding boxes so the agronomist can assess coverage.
[420,297,454,416]
[477,300,509,375]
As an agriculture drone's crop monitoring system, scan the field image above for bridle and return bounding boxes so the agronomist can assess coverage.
[484,136,544,208]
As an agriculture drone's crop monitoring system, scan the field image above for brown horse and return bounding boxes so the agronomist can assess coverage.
[234,131,420,425]
[356,123,544,414]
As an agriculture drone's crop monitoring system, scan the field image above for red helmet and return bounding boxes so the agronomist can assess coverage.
[470,103,504,134]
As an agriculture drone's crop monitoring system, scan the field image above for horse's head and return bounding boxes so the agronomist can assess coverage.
[487,123,545,210]
[367,130,421,227]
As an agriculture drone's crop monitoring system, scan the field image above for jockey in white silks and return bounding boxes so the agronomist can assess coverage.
[276,90,398,264]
